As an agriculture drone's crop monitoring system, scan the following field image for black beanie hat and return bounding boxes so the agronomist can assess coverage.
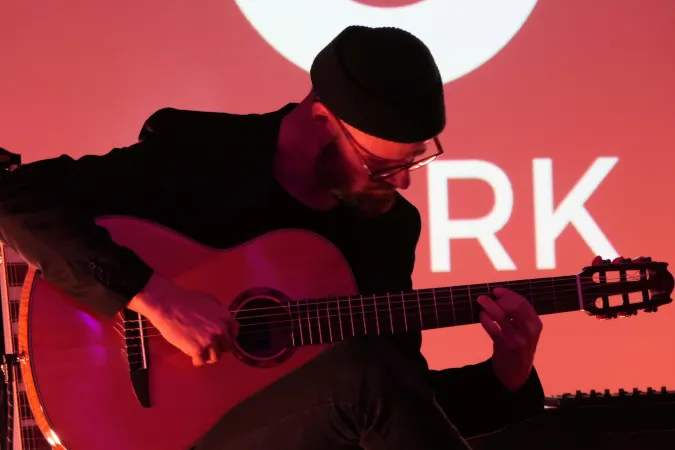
[310,25,445,144]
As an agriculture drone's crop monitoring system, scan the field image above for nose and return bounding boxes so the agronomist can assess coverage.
[385,170,410,190]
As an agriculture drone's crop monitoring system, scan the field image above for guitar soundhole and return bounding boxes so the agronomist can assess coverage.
[231,289,295,368]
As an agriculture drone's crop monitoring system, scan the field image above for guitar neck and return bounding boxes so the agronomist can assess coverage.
[289,275,582,346]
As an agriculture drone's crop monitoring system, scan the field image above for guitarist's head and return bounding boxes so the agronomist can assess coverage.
[278,26,446,218]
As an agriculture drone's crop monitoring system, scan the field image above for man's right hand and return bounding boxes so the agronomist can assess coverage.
[127,274,239,367]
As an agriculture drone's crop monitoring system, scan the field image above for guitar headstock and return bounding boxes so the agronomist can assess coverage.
[578,257,673,319]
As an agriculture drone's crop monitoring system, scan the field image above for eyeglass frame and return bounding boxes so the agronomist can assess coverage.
[313,97,444,181]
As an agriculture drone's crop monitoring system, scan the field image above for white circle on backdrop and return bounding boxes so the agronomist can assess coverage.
[234,0,539,84]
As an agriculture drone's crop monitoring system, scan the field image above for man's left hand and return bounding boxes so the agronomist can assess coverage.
[477,288,543,392]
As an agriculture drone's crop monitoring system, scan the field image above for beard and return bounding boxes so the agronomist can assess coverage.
[313,139,397,218]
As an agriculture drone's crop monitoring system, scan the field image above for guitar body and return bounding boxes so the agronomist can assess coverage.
[18,217,358,450]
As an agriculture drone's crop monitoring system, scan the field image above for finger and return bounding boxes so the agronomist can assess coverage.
[194,333,220,364]
[490,289,542,340]
[592,255,603,266]
[192,353,207,367]
[476,295,518,339]
[492,288,540,328]
[182,341,206,366]
[226,316,240,338]
[206,345,221,364]
[478,311,505,343]
[612,256,628,264]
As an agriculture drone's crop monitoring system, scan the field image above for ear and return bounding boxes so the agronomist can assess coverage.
[311,101,338,146]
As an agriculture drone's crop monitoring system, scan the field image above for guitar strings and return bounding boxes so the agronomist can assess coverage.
[119,271,649,327]
[118,278,590,335]
[120,288,650,357]
[118,279,654,354]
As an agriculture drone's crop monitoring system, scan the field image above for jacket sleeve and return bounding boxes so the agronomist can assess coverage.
[428,359,545,438]
[383,198,545,437]
[0,108,234,317]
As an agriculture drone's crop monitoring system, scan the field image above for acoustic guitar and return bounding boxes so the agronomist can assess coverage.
[15,216,674,449]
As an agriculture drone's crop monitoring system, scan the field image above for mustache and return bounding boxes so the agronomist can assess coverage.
[366,185,395,193]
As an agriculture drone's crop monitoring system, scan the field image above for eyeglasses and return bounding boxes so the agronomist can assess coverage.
[334,119,444,181]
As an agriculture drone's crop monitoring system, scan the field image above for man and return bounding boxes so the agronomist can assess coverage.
[0,26,545,449]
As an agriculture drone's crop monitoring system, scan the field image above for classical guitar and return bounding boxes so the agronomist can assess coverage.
[15,217,674,449]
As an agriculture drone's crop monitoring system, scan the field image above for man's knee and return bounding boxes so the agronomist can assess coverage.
[325,337,433,402]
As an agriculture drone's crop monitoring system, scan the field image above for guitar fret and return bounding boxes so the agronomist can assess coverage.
[432,288,440,327]
[467,285,474,322]
[360,296,366,334]
[334,296,348,341]
[449,286,472,326]
[348,295,355,337]
[316,301,323,344]
[373,293,388,335]
[432,288,449,327]
[373,294,381,335]
[401,293,408,333]
[307,303,313,344]
[468,283,490,322]
[324,297,340,344]
[535,278,556,315]
[325,300,332,342]
[296,301,304,346]
[337,297,344,341]
[290,315,296,347]
[417,289,439,330]
[386,293,394,333]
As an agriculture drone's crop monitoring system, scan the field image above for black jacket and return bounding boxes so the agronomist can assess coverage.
[0,105,544,437]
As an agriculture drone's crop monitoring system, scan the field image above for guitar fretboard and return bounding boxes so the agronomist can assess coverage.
[1,247,52,450]
[289,277,582,346]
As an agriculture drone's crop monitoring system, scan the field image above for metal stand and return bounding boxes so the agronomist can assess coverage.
[0,148,22,450]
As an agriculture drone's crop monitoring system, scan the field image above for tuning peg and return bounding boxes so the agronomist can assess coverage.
[634,256,652,263]
[644,307,659,313]
[604,389,611,397]
[596,313,617,320]
[632,388,640,396]
[618,311,637,318]
[647,387,654,395]
[618,388,626,396]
